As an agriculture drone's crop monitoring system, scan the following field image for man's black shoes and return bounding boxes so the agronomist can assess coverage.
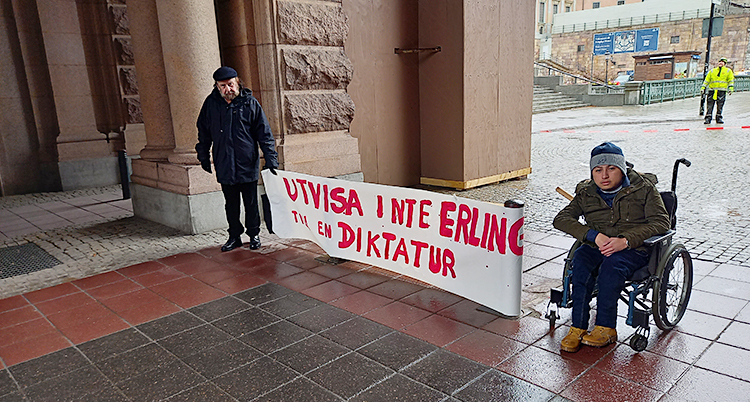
[248,235,261,250]
[704,118,711,124]
[716,117,724,124]
[221,237,242,252]
[221,235,261,251]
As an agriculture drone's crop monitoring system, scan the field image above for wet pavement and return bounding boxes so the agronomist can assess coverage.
[1,93,750,401]
[456,92,750,267]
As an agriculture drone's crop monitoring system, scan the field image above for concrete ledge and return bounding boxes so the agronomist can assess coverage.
[582,93,625,106]
[132,183,228,234]
[555,84,589,101]
[624,81,642,105]
[59,157,120,191]
[534,76,563,88]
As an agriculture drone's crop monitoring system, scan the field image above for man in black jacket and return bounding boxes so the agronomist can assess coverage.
[196,66,279,251]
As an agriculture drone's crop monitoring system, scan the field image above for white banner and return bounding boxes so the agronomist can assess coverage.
[262,170,524,316]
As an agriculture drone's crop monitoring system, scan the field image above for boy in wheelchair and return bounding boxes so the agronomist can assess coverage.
[553,142,670,353]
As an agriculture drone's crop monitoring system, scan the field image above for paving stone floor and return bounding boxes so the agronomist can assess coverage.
[1,232,750,401]
[2,94,750,401]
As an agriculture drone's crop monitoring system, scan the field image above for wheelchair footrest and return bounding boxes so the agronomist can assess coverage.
[628,307,650,329]
[550,288,563,305]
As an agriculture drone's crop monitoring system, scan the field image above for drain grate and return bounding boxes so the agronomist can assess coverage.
[0,243,62,279]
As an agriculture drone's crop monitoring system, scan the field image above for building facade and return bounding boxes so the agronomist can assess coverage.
[1,0,534,233]
[537,0,750,80]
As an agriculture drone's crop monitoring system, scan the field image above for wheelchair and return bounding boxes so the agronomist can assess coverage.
[545,158,693,352]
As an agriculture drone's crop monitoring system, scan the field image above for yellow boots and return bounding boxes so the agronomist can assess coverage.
[560,327,587,353]
[581,326,617,347]
[561,326,617,352]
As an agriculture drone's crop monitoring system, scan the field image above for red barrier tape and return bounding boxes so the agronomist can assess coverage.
[541,126,750,133]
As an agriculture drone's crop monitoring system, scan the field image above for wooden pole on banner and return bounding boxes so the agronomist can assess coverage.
[476,199,527,319]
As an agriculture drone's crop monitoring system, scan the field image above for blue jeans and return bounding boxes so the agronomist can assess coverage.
[571,244,649,329]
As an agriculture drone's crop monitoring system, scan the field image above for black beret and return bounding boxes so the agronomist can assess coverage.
[213,66,237,81]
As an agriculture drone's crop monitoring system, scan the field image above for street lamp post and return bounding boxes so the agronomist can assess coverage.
[605,52,611,93]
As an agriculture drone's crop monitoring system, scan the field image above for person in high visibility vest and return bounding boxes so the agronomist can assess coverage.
[701,57,735,124]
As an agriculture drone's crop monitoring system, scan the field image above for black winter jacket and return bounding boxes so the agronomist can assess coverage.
[196,87,279,185]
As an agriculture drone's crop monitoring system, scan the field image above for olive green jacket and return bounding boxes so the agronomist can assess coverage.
[553,169,670,251]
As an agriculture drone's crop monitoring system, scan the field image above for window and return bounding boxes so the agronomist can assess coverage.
[577,45,585,52]
[539,2,545,22]
[617,0,625,4]
[566,6,571,12]
[593,2,600,8]
[670,36,680,44]
[553,4,558,13]
[539,26,545,34]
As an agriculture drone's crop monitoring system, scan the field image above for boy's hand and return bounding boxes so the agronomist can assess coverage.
[595,234,628,257]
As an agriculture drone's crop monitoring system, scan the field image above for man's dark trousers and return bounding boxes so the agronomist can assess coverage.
[705,90,727,120]
[221,182,260,238]
[570,244,649,330]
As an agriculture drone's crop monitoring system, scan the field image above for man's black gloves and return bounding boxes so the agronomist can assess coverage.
[263,166,278,175]
[200,160,212,174]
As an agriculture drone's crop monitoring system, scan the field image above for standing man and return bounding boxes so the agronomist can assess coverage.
[701,57,735,124]
[553,143,669,353]
[196,66,279,252]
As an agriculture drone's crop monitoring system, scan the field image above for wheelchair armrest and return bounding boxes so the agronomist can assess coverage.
[642,230,675,247]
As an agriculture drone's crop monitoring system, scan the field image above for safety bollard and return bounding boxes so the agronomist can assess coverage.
[118,150,131,200]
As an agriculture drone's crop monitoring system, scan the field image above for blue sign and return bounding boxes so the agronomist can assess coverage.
[593,28,659,55]
[593,32,614,55]
[636,28,659,52]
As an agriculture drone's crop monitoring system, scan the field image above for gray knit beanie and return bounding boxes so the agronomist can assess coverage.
[590,142,627,175]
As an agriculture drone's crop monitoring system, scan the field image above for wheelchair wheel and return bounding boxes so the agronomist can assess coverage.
[652,243,693,331]
[630,334,648,352]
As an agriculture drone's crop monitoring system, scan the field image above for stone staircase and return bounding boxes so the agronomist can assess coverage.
[533,85,590,114]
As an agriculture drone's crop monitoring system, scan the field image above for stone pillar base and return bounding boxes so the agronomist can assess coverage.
[131,183,226,234]
[130,159,224,234]
[59,157,120,191]
[421,167,532,190]
[130,159,220,195]
[279,131,361,177]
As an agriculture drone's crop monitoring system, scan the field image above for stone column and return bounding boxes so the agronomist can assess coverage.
[418,0,533,189]
[256,0,361,178]
[128,0,225,234]
[108,0,147,158]
[0,1,41,195]
[36,0,123,190]
[156,0,221,165]
[126,0,175,161]
[2,0,61,195]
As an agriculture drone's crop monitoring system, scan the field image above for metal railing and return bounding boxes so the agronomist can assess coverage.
[535,57,592,81]
[533,61,617,91]
[552,9,710,34]
[639,76,750,105]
